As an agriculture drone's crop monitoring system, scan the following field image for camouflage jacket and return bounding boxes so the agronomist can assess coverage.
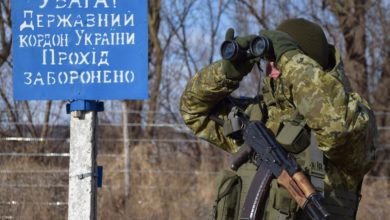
[180,47,377,193]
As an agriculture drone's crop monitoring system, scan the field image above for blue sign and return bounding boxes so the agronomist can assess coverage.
[12,0,148,100]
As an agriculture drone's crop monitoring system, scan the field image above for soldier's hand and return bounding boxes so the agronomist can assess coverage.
[222,28,260,80]
[260,30,299,63]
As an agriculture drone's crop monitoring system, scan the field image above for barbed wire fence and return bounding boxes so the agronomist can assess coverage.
[0,111,389,219]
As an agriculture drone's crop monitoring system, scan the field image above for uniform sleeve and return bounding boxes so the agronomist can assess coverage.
[277,50,351,159]
[179,61,241,153]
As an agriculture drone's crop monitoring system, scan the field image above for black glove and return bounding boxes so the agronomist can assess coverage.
[222,28,260,80]
[260,30,299,63]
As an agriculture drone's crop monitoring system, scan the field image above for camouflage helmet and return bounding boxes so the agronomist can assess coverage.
[276,18,330,69]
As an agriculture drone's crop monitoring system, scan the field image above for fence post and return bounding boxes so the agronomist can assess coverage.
[122,102,130,197]
[67,100,104,220]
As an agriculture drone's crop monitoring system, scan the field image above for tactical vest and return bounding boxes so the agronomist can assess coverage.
[247,98,326,220]
[260,76,362,220]
[213,85,363,219]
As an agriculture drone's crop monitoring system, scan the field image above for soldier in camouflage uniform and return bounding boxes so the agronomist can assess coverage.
[180,18,377,219]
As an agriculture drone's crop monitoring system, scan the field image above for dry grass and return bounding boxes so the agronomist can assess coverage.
[98,143,229,220]
[0,142,388,220]
[357,176,390,220]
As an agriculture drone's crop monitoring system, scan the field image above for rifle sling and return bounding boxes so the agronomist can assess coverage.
[240,163,274,220]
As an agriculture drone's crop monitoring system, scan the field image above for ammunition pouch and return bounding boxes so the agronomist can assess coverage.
[276,112,311,154]
[223,100,265,141]
[211,170,242,220]
[274,110,325,193]
[223,107,244,140]
[263,180,299,220]
[211,162,257,220]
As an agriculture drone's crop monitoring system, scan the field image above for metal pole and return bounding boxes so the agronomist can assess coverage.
[67,100,103,220]
[122,102,130,197]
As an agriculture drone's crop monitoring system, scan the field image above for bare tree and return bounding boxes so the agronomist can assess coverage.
[0,0,22,137]
[324,0,370,99]
[147,0,197,136]
[164,0,198,76]
[206,0,231,64]
[237,0,270,30]
[0,0,57,138]
[146,0,164,136]
[369,0,390,113]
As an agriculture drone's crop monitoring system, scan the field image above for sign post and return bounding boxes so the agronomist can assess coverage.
[11,1,148,219]
[67,100,103,220]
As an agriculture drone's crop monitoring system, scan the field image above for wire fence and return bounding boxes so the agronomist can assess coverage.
[0,125,388,173]
[0,118,389,219]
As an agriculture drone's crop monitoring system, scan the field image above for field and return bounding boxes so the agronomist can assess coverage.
[0,123,388,219]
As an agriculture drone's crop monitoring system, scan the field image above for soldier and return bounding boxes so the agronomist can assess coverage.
[180,18,377,220]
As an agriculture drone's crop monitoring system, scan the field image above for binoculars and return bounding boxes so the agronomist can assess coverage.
[220,35,272,61]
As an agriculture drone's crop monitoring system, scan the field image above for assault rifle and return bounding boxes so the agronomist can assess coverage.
[225,107,330,220]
